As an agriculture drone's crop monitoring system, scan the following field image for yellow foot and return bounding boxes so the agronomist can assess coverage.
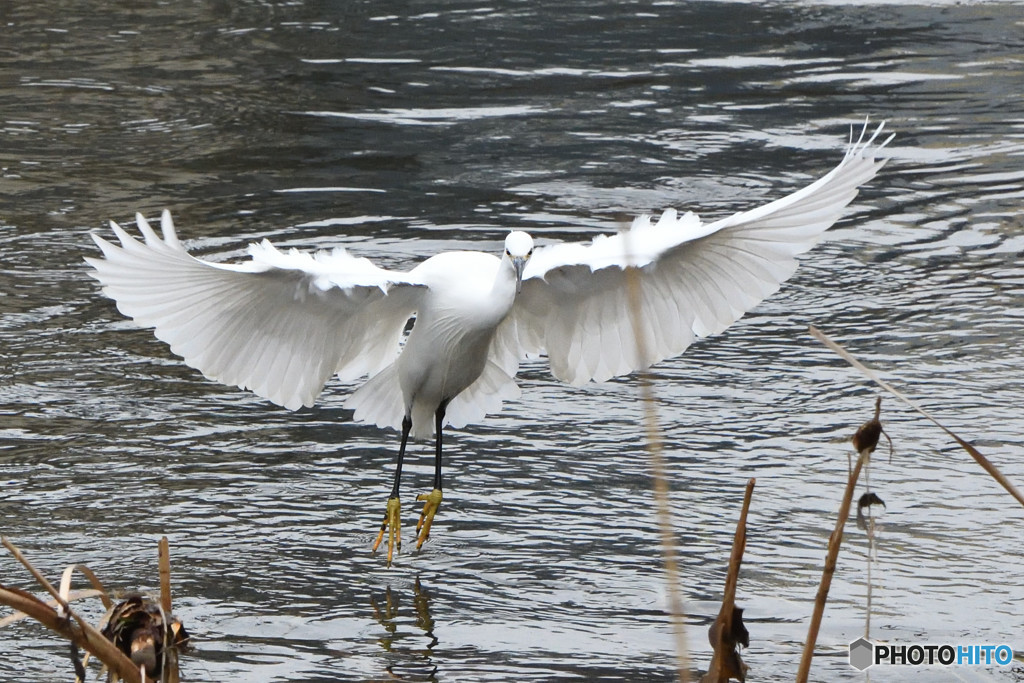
[415,489,443,550]
[371,496,401,566]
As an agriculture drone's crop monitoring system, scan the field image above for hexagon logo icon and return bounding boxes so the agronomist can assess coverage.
[849,637,874,670]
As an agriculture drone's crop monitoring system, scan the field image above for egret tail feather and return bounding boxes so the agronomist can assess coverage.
[345,364,405,433]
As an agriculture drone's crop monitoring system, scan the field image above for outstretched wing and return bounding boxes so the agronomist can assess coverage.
[509,121,893,385]
[86,211,424,409]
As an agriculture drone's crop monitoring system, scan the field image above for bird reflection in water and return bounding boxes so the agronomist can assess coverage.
[369,577,438,681]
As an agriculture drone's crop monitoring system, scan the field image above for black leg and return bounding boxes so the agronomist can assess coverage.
[391,414,413,498]
[373,414,412,563]
[416,401,447,549]
[432,402,446,492]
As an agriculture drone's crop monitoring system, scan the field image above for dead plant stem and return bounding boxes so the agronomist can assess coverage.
[704,478,756,682]
[796,448,870,683]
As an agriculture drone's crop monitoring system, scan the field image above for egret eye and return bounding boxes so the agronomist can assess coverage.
[505,249,510,256]
[527,249,533,257]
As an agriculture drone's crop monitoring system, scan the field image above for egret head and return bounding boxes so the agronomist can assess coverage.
[504,231,534,294]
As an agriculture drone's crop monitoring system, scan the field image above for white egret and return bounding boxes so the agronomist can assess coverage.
[87,122,892,564]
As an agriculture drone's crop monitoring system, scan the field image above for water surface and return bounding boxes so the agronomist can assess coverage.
[2,1,1023,681]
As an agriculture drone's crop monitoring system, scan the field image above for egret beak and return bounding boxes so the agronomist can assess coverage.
[512,256,526,294]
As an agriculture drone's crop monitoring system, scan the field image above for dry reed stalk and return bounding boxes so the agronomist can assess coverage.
[59,564,113,612]
[1,537,188,683]
[703,478,755,682]
[0,586,143,682]
[795,398,882,683]
[159,536,172,615]
[2,537,66,610]
[0,590,105,628]
[621,232,690,682]
[636,368,691,682]
[159,535,179,683]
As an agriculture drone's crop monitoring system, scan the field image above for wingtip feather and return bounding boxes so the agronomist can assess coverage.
[160,209,181,247]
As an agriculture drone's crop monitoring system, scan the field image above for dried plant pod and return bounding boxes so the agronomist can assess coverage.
[851,397,883,455]
[856,492,887,531]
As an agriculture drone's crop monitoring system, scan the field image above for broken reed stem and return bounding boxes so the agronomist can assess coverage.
[159,536,180,683]
[59,564,113,612]
[795,448,869,683]
[723,479,754,613]
[2,537,68,614]
[621,234,690,682]
[0,590,105,629]
[705,478,756,683]
[0,586,141,683]
[159,536,172,615]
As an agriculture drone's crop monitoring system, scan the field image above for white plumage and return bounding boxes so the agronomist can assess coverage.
[86,121,892,560]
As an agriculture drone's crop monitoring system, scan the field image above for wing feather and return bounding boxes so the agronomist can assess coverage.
[513,120,892,384]
[86,210,424,410]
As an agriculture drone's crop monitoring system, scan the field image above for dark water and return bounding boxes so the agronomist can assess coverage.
[2,1,1023,681]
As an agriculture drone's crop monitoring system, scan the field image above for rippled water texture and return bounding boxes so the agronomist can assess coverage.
[2,1,1023,681]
